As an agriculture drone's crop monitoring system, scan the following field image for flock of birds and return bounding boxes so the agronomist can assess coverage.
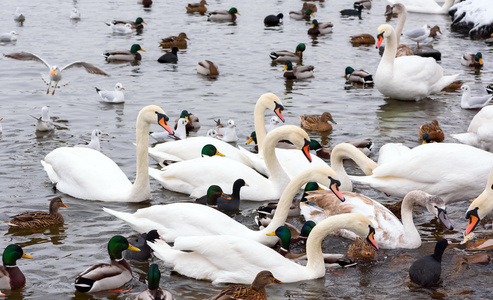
[1,0,493,299]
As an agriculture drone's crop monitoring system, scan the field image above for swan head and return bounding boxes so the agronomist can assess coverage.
[201,144,224,157]
[410,191,454,230]
[145,105,173,134]
[107,235,140,260]
[302,166,345,202]
[465,169,493,235]
[258,93,285,122]
[268,125,312,162]
[340,213,378,250]
[375,24,394,48]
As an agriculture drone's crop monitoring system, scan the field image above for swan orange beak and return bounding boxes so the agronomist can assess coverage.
[375,32,384,49]
[366,225,379,250]
[465,207,480,236]
[301,138,312,162]
[156,112,174,135]
[329,177,345,202]
[274,102,285,122]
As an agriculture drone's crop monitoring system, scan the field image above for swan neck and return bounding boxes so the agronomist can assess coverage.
[262,130,289,188]
[380,28,397,73]
[400,193,420,240]
[129,113,151,199]
[254,101,267,150]
[395,11,407,44]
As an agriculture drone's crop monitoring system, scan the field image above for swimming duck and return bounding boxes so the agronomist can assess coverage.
[112,17,146,30]
[216,119,238,142]
[104,166,345,246]
[174,110,200,133]
[345,67,373,84]
[464,169,493,236]
[349,34,375,45]
[458,84,493,109]
[461,52,483,68]
[270,43,306,63]
[307,19,333,35]
[41,105,174,202]
[186,0,208,14]
[136,264,175,300]
[409,239,450,287]
[207,8,240,21]
[6,197,67,229]
[452,106,493,151]
[195,185,227,205]
[146,213,376,284]
[103,44,145,62]
[32,106,54,132]
[0,31,18,43]
[159,33,189,49]
[157,47,178,63]
[124,230,160,261]
[141,0,152,8]
[197,60,219,76]
[375,24,458,100]
[0,245,32,290]
[387,0,455,14]
[347,236,377,260]
[302,3,318,13]
[340,4,364,17]
[283,60,314,79]
[211,270,282,300]
[75,235,140,293]
[303,190,453,249]
[95,82,125,103]
[289,9,313,21]
[418,120,444,142]
[264,13,283,26]
[4,52,109,95]
[299,112,336,132]
[354,0,371,9]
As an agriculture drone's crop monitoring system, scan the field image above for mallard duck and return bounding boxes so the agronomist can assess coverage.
[307,19,333,35]
[158,47,178,63]
[349,34,375,45]
[159,33,189,49]
[302,2,318,13]
[31,106,54,132]
[347,237,376,260]
[195,185,228,205]
[270,43,306,63]
[345,66,373,84]
[465,169,493,236]
[4,51,109,95]
[103,44,146,61]
[41,105,174,202]
[419,120,444,142]
[137,264,175,300]
[340,4,363,16]
[74,235,140,293]
[174,110,200,133]
[112,17,146,30]
[0,31,18,43]
[264,13,283,26]
[197,60,219,76]
[215,178,248,212]
[461,52,483,68]
[289,9,313,21]
[0,245,32,290]
[283,60,314,79]
[485,34,493,46]
[207,8,240,21]
[124,230,160,261]
[95,82,125,103]
[458,84,493,109]
[146,213,376,284]
[6,197,67,229]
[299,112,336,132]
[409,239,450,287]
[211,270,282,300]
[186,0,208,14]
[354,0,371,9]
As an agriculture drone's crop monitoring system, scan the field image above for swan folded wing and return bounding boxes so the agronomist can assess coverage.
[61,61,110,76]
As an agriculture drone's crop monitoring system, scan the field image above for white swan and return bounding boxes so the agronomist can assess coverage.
[148,93,284,166]
[104,166,345,245]
[330,142,493,204]
[452,106,493,151]
[302,190,453,249]
[41,105,174,202]
[375,24,458,100]
[387,0,455,14]
[146,213,377,285]
[465,169,493,235]
[148,125,312,201]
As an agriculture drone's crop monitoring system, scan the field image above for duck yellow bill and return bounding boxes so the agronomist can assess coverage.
[283,65,288,71]
[465,207,480,236]
[246,137,254,144]
[142,21,147,24]
[128,244,141,252]
[216,150,225,157]
[272,277,283,284]
[22,253,33,259]
[266,231,276,236]
[479,58,483,65]
[140,48,146,52]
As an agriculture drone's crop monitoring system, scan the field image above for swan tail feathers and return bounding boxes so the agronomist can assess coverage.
[41,160,60,184]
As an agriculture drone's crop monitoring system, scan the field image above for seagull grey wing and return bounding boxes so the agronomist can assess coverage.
[4,51,51,69]
[98,90,116,101]
[405,28,425,39]
[470,95,493,108]
[61,61,110,76]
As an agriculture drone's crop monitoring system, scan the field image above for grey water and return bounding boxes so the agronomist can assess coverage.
[0,0,492,299]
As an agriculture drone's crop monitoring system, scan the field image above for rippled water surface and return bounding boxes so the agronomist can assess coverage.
[0,0,492,299]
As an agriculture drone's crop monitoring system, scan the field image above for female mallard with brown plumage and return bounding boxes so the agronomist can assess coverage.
[159,33,189,49]
[197,60,219,76]
[270,43,306,63]
[186,0,207,14]
[0,244,32,290]
[211,270,282,300]
[6,197,67,229]
[299,112,336,131]
[283,60,314,79]
[349,34,375,45]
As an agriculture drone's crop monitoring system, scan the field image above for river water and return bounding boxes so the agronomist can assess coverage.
[0,0,492,299]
